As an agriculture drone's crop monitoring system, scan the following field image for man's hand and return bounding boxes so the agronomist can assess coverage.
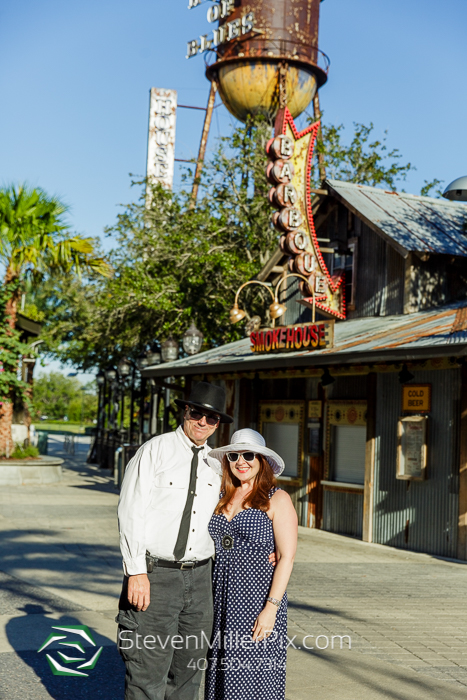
[127,574,150,611]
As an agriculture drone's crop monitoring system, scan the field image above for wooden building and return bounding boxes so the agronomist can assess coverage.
[143,180,467,560]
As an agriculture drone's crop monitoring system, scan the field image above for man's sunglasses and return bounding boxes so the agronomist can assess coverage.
[226,452,257,463]
[187,407,220,426]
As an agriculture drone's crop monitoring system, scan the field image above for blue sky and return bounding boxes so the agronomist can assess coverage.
[1,0,466,380]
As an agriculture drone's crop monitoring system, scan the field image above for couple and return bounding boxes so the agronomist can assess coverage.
[117,382,298,700]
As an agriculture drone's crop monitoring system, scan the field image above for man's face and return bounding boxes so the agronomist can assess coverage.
[183,405,220,446]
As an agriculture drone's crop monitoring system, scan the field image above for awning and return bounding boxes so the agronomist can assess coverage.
[142,302,467,378]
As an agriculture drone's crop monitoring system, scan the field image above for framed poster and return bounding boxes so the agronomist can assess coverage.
[396,415,428,480]
[259,401,305,484]
[324,401,367,481]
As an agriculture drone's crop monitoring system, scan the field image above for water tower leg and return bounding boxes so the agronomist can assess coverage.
[191,80,218,205]
[313,92,326,183]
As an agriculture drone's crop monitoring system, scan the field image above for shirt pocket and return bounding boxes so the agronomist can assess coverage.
[151,471,187,513]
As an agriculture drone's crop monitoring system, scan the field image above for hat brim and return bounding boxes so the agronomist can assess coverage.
[174,399,233,424]
[207,443,285,476]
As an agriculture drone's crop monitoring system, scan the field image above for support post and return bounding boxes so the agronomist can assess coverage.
[363,372,377,542]
[190,80,217,205]
[457,363,467,560]
[313,92,326,182]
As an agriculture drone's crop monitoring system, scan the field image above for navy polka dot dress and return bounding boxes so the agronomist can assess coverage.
[205,488,287,700]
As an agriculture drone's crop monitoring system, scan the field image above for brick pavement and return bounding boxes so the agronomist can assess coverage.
[288,528,467,688]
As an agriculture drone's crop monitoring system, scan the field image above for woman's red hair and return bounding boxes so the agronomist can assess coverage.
[214,454,277,515]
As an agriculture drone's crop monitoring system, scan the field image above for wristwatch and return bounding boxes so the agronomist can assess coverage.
[266,596,282,607]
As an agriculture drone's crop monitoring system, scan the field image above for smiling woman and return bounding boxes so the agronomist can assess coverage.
[205,428,298,700]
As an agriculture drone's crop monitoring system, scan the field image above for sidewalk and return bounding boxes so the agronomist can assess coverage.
[1,438,467,698]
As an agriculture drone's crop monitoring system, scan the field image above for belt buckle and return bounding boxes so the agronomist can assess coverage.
[180,561,195,570]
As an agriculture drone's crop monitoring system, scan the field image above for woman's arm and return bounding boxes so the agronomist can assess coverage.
[252,490,298,641]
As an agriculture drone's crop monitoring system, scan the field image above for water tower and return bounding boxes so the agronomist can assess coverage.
[205,0,328,122]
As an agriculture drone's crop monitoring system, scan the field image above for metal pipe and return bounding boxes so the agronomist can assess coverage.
[191,80,218,204]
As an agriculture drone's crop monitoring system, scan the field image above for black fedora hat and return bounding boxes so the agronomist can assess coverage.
[175,381,233,424]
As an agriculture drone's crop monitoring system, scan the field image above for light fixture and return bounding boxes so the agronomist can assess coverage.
[442,176,467,202]
[96,371,105,386]
[161,335,179,362]
[320,367,335,387]
[182,321,204,355]
[229,281,275,325]
[269,300,287,320]
[137,351,149,371]
[229,302,247,324]
[117,358,131,378]
[105,366,117,382]
[147,342,161,366]
[398,363,415,384]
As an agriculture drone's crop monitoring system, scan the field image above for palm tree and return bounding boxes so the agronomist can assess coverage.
[0,184,110,455]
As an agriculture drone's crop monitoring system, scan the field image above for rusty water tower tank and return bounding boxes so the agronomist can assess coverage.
[206,0,328,123]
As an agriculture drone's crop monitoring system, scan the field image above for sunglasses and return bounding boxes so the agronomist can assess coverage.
[187,407,220,426]
[226,452,257,463]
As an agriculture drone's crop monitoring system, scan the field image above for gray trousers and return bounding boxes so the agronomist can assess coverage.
[116,562,213,700]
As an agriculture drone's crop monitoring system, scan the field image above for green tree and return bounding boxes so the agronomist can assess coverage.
[0,184,110,454]
[30,118,278,369]
[311,121,414,190]
[32,372,97,423]
[30,117,420,373]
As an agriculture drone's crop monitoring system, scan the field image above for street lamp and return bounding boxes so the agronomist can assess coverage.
[147,342,161,366]
[161,335,179,362]
[118,358,131,379]
[182,322,204,355]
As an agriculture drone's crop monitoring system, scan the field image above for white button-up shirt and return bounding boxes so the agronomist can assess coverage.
[118,425,222,576]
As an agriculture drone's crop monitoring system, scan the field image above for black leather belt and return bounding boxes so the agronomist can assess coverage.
[146,552,211,572]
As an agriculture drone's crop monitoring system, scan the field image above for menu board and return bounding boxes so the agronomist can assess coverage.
[397,416,428,480]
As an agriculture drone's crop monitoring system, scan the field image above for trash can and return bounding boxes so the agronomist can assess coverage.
[36,432,48,455]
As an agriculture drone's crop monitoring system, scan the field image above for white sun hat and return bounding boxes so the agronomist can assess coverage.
[207,428,285,476]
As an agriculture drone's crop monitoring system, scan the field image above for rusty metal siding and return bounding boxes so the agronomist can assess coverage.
[373,369,460,557]
[323,490,363,538]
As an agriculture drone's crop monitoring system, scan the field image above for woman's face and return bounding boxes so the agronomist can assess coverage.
[229,452,261,484]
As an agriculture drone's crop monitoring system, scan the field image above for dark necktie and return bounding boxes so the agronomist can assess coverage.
[173,446,203,561]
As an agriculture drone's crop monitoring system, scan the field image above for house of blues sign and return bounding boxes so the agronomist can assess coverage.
[266,108,346,320]
[251,321,334,353]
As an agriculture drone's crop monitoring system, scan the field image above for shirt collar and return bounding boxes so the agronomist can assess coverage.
[176,425,211,456]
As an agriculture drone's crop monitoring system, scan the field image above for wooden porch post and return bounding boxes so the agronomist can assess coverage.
[363,372,377,542]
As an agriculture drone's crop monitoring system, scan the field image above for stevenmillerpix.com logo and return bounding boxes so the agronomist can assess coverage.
[37,625,103,677]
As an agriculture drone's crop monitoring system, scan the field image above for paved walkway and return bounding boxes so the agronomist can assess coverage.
[1,436,467,698]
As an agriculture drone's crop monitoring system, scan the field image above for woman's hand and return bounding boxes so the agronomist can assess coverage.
[252,604,277,642]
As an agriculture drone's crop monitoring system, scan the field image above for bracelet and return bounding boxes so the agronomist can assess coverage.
[266,596,282,607]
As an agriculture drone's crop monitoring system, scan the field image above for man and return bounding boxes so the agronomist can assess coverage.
[116,381,233,700]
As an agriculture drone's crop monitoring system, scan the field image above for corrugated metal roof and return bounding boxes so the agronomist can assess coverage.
[327,179,467,257]
[143,302,467,377]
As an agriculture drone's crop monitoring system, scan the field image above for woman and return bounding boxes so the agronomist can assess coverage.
[205,428,298,700]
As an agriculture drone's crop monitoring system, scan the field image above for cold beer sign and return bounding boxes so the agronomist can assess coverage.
[402,384,431,413]
[250,321,334,354]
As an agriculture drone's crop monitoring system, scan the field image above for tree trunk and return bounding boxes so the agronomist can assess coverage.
[0,267,20,456]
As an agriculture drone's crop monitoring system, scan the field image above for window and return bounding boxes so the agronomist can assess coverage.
[259,402,305,483]
[332,425,366,484]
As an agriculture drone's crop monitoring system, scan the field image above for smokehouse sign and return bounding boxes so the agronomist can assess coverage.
[250,321,334,354]
[186,0,255,57]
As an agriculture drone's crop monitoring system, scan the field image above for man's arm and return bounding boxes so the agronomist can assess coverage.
[118,443,157,609]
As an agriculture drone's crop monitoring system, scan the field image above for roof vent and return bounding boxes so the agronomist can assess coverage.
[442,176,467,202]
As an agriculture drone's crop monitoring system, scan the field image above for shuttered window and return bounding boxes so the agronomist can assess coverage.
[332,425,366,484]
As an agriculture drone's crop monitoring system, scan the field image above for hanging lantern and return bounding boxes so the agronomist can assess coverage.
[182,322,204,356]
[105,366,117,382]
[96,371,105,386]
[137,351,149,371]
[147,342,162,366]
[161,335,179,362]
[117,358,131,378]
